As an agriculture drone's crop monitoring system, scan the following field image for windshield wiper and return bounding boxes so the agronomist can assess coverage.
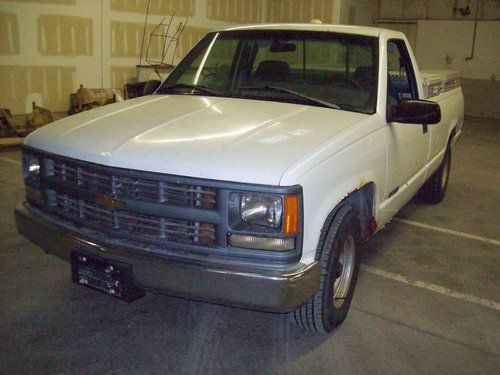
[238,86,340,109]
[157,83,222,96]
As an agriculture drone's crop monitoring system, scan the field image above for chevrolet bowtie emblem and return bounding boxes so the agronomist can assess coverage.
[95,194,126,210]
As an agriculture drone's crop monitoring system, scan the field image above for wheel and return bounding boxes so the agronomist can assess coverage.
[292,207,361,334]
[419,146,451,204]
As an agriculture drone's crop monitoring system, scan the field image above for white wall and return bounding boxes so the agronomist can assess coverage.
[376,0,500,118]
[415,20,499,81]
[378,0,500,20]
[415,20,500,118]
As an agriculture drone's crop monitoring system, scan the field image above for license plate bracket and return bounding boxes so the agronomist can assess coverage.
[71,251,146,302]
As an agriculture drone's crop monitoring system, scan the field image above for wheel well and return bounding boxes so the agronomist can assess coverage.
[449,127,457,147]
[315,183,376,259]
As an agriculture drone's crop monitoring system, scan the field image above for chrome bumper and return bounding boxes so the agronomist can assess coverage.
[15,203,320,313]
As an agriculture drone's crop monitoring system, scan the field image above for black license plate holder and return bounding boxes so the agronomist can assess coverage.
[71,252,145,302]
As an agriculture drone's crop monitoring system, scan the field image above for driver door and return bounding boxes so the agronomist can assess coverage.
[384,39,430,213]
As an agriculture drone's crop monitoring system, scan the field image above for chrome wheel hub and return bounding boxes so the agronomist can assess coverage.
[333,234,355,309]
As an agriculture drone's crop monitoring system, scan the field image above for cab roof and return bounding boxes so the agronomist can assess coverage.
[218,23,384,37]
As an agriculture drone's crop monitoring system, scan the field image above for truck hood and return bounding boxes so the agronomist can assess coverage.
[26,95,367,185]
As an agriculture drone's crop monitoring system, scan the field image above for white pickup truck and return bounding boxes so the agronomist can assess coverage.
[16,24,464,334]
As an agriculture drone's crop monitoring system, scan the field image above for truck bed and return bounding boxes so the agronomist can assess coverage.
[420,70,462,99]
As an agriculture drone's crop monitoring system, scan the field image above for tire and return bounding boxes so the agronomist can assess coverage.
[292,207,361,334]
[419,146,451,204]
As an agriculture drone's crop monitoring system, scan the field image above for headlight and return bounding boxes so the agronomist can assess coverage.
[240,193,282,228]
[22,153,41,186]
[228,192,300,251]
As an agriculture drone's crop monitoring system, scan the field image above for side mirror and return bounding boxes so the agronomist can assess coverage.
[142,80,161,96]
[389,99,441,125]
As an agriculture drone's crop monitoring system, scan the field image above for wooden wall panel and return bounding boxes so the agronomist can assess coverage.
[111,66,137,88]
[176,26,211,59]
[37,15,93,56]
[0,0,75,4]
[110,20,182,61]
[111,21,144,58]
[110,0,195,17]
[0,65,75,113]
[207,0,263,23]
[0,12,20,55]
[265,0,334,23]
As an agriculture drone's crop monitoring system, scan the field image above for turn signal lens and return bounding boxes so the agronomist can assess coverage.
[229,234,295,251]
[283,195,299,234]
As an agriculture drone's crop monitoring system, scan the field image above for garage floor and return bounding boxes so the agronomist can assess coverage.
[1,117,499,374]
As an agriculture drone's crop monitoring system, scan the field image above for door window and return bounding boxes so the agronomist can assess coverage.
[387,40,418,103]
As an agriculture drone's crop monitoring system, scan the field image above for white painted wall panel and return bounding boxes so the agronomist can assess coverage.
[415,20,500,80]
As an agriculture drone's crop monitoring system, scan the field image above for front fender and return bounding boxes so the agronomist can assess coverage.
[281,120,387,264]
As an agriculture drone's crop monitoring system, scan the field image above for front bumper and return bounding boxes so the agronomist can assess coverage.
[15,203,320,313]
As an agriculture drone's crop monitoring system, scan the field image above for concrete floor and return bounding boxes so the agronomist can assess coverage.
[1,117,499,374]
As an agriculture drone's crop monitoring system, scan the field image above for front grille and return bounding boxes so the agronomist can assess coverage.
[53,193,216,245]
[51,159,216,209]
[41,156,219,247]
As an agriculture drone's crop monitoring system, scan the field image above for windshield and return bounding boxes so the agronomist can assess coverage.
[158,30,378,114]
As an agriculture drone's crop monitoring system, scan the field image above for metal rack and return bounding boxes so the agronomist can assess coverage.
[137,1,188,82]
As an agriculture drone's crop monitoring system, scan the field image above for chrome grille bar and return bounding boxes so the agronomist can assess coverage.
[46,156,218,247]
[51,159,216,208]
[54,194,216,245]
